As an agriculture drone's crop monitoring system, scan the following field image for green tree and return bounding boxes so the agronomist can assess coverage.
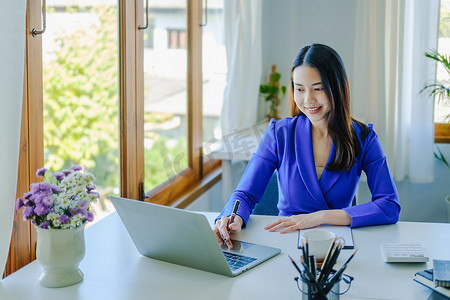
[43,5,119,190]
[440,6,450,38]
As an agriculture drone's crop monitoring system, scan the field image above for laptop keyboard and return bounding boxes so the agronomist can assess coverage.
[223,252,257,271]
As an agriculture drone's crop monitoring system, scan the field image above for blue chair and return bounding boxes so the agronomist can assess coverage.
[252,171,356,216]
[252,172,280,216]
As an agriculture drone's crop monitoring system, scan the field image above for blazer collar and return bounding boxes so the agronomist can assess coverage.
[294,116,344,207]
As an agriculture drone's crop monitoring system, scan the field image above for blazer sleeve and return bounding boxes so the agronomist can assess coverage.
[344,125,401,227]
[216,119,278,226]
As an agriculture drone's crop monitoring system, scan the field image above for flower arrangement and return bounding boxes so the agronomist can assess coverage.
[15,165,99,229]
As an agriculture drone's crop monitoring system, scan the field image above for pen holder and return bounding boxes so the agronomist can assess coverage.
[300,277,340,300]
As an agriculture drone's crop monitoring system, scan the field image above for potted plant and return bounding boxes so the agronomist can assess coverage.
[421,49,450,221]
[421,49,450,166]
[15,165,99,287]
[260,64,286,121]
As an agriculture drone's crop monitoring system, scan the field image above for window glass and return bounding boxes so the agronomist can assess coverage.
[42,1,119,223]
[435,0,450,124]
[143,1,188,191]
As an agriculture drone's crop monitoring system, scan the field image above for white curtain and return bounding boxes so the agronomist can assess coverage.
[352,0,439,183]
[0,0,27,278]
[221,0,262,135]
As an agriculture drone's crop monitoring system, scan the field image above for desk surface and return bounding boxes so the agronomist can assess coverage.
[1,212,449,300]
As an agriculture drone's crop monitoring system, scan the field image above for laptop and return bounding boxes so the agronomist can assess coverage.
[110,196,281,277]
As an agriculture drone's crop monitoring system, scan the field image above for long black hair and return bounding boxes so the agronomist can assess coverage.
[289,43,369,172]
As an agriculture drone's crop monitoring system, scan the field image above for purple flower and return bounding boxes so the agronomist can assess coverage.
[39,221,49,229]
[34,204,49,216]
[39,181,52,192]
[78,201,88,210]
[85,211,94,222]
[15,198,24,210]
[69,208,79,216]
[42,196,54,207]
[23,192,32,199]
[35,167,47,177]
[22,207,34,220]
[86,184,96,192]
[30,183,40,194]
[27,193,36,204]
[50,184,61,194]
[62,169,72,176]
[89,191,100,199]
[59,214,69,224]
[34,194,44,205]
[53,171,65,181]
[71,165,82,172]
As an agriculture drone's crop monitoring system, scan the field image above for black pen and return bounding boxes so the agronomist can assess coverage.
[229,200,240,229]
[223,200,240,247]
[300,260,328,299]
[309,255,317,280]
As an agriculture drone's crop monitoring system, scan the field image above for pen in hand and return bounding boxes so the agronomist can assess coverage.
[222,200,240,249]
[228,200,240,232]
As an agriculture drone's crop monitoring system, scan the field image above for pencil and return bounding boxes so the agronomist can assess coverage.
[321,237,337,271]
[288,255,302,275]
[323,249,358,294]
[318,241,342,283]
[304,237,309,271]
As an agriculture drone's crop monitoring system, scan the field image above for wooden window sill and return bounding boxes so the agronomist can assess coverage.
[145,162,222,209]
[435,123,450,143]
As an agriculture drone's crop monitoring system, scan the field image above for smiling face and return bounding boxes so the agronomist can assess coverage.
[292,65,331,128]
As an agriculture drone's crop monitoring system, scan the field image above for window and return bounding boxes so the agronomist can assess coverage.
[435,0,450,143]
[6,0,221,277]
[42,2,120,224]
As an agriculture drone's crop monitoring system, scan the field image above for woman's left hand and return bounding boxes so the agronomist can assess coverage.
[264,209,352,234]
[264,212,323,233]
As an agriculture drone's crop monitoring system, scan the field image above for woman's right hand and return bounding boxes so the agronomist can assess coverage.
[213,215,243,249]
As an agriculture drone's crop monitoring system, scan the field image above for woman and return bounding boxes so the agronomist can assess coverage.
[214,44,400,249]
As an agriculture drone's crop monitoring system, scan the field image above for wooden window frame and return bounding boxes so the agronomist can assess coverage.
[6,0,221,277]
[123,0,221,207]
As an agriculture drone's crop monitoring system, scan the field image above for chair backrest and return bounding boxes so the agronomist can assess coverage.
[251,171,357,216]
[252,172,280,216]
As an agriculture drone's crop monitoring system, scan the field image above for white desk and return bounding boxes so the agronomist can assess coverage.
[1,212,449,300]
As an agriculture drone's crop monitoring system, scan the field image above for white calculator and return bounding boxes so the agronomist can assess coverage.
[381,243,429,263]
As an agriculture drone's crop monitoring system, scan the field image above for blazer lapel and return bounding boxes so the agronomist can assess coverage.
[294,116,327,206]
[319,142,344,196]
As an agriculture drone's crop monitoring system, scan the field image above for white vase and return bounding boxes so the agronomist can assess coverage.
[35,224,86,288]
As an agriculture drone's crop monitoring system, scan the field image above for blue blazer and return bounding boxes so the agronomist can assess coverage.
[218,115,401,228]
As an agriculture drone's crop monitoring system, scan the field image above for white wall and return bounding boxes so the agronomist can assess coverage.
[259,0,357,120]
[358,144,450,223]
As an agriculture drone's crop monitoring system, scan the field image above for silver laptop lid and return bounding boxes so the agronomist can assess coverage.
[110,196,281,277]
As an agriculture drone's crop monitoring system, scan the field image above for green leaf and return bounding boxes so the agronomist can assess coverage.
[270,72,281,82]
[434,145,450,168]
[260,85,269,94]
